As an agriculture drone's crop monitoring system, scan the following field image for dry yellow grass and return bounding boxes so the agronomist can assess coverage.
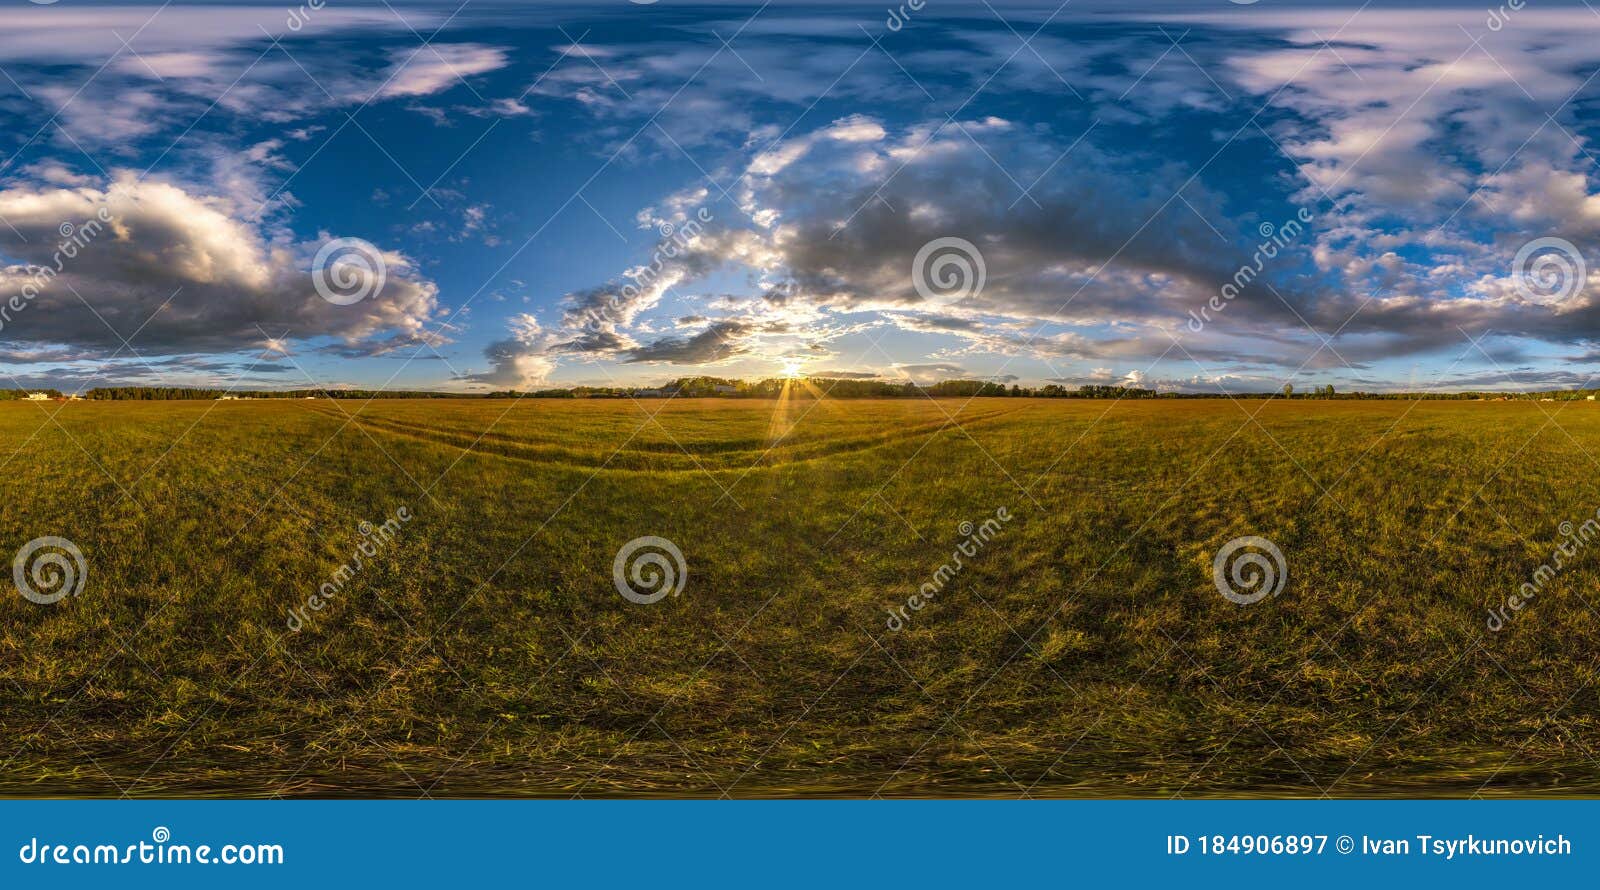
[1,397,1597,797]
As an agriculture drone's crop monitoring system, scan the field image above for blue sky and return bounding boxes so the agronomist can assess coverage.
[3,0,1600,393]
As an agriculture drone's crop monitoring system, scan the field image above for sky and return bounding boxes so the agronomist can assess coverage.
[3,0,1600,393]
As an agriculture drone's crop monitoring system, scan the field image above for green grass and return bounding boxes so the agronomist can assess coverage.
[2,396,1599,797]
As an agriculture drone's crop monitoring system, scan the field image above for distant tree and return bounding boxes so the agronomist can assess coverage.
[1282,383,1294,399]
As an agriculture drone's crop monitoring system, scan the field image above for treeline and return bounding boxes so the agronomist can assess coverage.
[497,377,1210,399]
[494,376,924,399]
[496,377,1600,400]
[8,380,1600,402]
[81,388,463,400]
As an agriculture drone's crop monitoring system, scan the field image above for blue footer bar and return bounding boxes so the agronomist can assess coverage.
[1,801,1594,887]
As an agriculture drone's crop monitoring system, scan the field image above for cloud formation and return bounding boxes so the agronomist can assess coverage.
[481,7,1600,389]
[12,3,1600,392]
[0,173,441,357]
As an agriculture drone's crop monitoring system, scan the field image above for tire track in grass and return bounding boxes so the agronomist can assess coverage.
[306,405,1028,474]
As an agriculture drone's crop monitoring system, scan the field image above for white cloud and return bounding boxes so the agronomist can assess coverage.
[375,44,509,100]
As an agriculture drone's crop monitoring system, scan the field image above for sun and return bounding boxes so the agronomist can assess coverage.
[780,358,804,379]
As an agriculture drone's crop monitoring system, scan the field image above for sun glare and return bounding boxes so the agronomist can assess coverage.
[781,359,804,378]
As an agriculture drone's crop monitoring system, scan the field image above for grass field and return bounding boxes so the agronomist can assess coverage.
[3,395,1599,797]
